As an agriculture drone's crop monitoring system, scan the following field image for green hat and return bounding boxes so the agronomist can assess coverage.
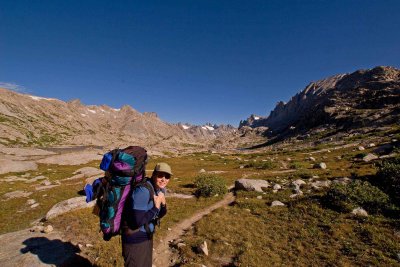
[154,162,173,175]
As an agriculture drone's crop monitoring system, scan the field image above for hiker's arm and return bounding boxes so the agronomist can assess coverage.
[131,187,160,226]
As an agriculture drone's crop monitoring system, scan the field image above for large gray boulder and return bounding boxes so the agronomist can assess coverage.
[351,207,368,217]
[45,196,96,220]
[362,153,378,162]
[0,159,38,175]
[311,180,332,190]
[313,162,327,169]
[235,179,270,192]
[271,200,285,207]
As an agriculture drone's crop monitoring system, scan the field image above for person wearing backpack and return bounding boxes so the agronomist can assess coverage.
[121,162,172,267]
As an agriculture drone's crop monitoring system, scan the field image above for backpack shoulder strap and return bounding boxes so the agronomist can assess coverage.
[132,178,155,204]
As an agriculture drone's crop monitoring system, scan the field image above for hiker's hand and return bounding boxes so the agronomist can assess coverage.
[154,193,165,209]
[158,192,166,207]
[159,192,166,205]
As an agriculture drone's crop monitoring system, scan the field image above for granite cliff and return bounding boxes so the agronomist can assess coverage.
[240,66,400,142]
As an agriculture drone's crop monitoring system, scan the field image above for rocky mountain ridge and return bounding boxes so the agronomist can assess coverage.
[240,66,400,142]
[0,88,246,152]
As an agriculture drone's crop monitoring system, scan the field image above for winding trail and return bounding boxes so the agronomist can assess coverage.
[0,192,234,267]
[153,192,235,267]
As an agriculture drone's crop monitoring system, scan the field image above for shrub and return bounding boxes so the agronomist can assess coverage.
[324,180,390,214]
[194,174,227,197]
[375,157,400,204]
[289,162,302,169]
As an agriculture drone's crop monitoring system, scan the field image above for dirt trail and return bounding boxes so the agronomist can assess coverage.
[153,192,235,267]
[0,192,234,267]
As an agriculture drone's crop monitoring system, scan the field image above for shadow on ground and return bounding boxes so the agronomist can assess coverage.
[21,237,93,267]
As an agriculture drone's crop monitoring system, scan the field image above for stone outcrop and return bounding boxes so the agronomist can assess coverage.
[240,66,400,140]
[351,207,368,217]
[0,159,38,175]
[271,200,285,207]
[362,153,379,162]
[45,196,96,220]
[235,179,270,192]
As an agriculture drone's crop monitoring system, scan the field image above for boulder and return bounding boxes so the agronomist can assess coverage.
[273,184,282,190]
[351,207,368,217]
[309,157,316,162]
[234,179,270,192]
[362,153,378,162]
[292,179,306,188]
[45,196,96,220]
[358,146,365,151]
[198,241,209,256]
[313,162,327,169]
[311,180,332,190]
[0,159,38,175]
[271,201,285,207]
[199,169,206,173]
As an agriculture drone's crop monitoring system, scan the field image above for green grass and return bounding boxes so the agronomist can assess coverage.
[175,195,400,266]
[1,129,399,266]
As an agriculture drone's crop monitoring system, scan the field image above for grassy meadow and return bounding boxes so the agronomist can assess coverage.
[0,128,399,266]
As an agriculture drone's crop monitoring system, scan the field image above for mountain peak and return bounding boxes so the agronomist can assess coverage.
[240,65,400,139]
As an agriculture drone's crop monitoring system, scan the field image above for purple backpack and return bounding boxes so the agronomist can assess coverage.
[95,146,148,241]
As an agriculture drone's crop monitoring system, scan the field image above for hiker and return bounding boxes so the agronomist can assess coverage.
[121,162,172,267]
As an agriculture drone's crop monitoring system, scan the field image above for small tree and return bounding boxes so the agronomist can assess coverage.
[194,174,227,197]
[324,180,390,214]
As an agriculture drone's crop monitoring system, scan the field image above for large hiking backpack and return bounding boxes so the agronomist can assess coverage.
[94,146,148,241]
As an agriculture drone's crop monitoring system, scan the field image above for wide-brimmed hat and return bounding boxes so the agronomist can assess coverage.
[153,162,173,175]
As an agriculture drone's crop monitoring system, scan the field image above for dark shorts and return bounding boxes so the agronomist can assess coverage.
[122,238,153,267]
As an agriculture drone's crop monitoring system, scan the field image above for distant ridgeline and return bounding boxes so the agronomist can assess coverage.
[240,66,400,140]
[0,88,236,148]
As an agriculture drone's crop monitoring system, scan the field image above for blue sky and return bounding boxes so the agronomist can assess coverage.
[1,1,399,126]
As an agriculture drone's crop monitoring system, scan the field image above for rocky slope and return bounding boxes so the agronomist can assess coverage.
[240,66,400,141]
[0,88,244,151]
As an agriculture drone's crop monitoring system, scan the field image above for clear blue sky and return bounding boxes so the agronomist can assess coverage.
[1,1,399,126]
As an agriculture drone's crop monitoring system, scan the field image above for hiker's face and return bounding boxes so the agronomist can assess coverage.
[154,171,170,189]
